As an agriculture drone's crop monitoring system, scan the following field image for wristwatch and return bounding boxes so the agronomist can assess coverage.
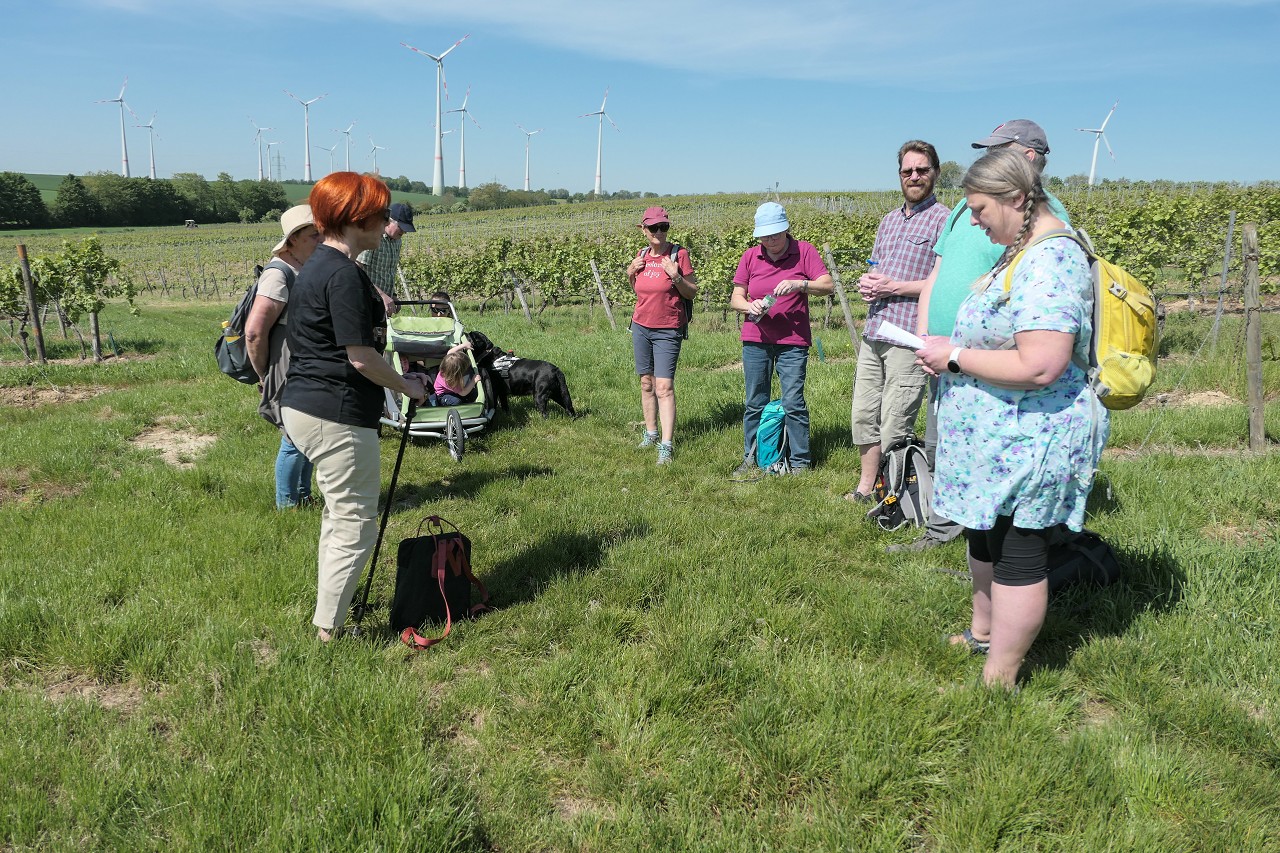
[947,347,963,374]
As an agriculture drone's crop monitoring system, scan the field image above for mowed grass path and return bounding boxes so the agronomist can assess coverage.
[2,302,1279,851]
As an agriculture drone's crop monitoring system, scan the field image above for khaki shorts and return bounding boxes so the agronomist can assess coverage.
[850,338,928,448]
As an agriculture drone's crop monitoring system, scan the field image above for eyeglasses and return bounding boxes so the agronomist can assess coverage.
[899,167,933,178]
[646,223,670,233]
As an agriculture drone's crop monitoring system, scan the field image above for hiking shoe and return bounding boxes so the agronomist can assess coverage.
[637,430,659,448]
[886,534,952,554]
[730,458,759,480]
[656,442,674,466]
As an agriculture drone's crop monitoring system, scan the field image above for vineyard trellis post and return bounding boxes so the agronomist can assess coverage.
[587,259,617,331]
[1243,223,1264,452]
[16,245,48,364]
[822,244,860,353]
[1209,210,1236,352]
[508,271,533,324]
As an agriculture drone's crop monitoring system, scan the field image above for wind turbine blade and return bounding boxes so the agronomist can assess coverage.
[400,42,435,59]
[599,87,610,111]
[1102,134,1115,162]
[284,88,299,103]
[118,77,128,99]
[468,112,481,129]
[1100,100,1118,131]
[579,109,603,118]
[605,113,619,132]
[438,33,471,61]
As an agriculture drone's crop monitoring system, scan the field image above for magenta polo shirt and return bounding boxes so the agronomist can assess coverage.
[733,237,829,346]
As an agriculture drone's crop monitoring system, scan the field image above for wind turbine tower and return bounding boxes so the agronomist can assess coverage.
[445,87,480,191]
[369,137,387,173]
[96,77,134,178]
[517,124,543,191]
[334,121,357,171]
[315,142,339,175]
[1077,101,1118,192]
[136,113,159,179]
[579,88,618,196]
[285,90,327,182]
[401,34,470,197]
[265,141,282,181]
[250,119,274,181]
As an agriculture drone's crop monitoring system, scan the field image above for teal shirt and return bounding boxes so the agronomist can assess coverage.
[925,191,1070,336]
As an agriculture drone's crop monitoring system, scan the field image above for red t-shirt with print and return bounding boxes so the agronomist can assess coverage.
[631,244,694,330]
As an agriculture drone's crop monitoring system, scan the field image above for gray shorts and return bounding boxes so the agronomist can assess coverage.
[851,337,928,448]
[631,322,683,379]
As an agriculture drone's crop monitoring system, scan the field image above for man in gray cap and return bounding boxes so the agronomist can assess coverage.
[888,118,1072,553]
[357,200,416,315]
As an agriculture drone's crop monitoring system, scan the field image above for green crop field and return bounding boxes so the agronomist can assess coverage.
[1,289,1279,849]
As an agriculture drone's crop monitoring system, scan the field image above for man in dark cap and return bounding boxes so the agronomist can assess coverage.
[357,200,417,315]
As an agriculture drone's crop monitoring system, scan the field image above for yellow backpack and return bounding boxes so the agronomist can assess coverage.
[1004,230,1158,410]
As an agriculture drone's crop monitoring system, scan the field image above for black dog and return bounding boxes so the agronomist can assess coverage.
[467,330,578,418]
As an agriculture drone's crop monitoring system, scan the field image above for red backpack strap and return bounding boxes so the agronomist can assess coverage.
[399,517,457,649]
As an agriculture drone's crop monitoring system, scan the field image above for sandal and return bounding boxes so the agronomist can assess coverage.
[946,628,990,655]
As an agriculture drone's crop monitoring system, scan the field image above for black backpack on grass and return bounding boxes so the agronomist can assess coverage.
[215,259,294,384]
[1047,528,1122,596]
[866,437,931,531]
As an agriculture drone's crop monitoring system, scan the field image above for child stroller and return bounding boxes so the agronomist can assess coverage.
[379,298,497,461]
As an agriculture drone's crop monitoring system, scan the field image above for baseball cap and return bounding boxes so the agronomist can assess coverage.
[971,119,1050,155]
[272,204,314,254]
[389,201,416,233]
[752,202,789,238]
[640,206,670,226]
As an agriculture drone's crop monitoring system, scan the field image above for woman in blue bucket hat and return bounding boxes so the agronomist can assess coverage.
[729,202,834,478]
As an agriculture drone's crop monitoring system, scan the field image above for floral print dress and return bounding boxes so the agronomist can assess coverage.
[933,236,1109,532]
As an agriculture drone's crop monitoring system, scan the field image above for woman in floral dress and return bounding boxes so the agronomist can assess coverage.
[916,147,1109,688]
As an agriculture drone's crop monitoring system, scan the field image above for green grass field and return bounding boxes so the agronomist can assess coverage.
[2,301,1278,851]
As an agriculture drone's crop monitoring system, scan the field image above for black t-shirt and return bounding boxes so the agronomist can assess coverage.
[281,244,388,428]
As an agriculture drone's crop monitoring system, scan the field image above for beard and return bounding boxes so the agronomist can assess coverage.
[902,178,936,205]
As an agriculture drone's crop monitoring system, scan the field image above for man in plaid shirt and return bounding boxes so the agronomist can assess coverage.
[356,201,415,317]
[845,140,949,503]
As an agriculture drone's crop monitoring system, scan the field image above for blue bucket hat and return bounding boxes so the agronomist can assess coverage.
[752,202,789,238]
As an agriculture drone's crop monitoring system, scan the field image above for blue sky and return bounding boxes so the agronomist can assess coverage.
[3,0,1277,194]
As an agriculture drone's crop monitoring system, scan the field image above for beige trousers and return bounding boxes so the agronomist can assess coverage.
[281,407,382,631]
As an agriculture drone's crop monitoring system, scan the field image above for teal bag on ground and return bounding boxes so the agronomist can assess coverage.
[755,400,789,474]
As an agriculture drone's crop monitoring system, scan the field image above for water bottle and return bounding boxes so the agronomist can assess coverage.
[746,294,776,323]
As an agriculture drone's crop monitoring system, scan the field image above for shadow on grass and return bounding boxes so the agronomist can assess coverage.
[1027,541,1186,677]
[681,399,744,443]
[483,523,649,607]
[390,465,556,509]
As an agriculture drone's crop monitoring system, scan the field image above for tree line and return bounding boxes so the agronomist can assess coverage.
[0,172,291,230]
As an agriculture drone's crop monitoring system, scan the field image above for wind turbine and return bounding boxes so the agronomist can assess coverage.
[579,88,618,196]
[250,119,274,181]
[334,121,357,171]
[369,136,387,173]
[96,77,135,177]
[400,33,470,197]
[265,141,282,181]
[517,124,543,191]
[284,89,327,182]
[1077,101,1118,191]
[315,142,339,175]
[135,112,159,179]
[445,86,480,191]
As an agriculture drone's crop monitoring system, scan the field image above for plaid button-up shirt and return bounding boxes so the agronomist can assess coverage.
[864,194,949,343]
[356,232,403,293]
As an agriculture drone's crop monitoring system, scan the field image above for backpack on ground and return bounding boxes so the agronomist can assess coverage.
[390,515,492,650]
[866,437,931,531]
[215,259,295,384]
[636,243,694,339]
[1004,229,1158,410]
[754,399,790,475]
[1046,527,1122,596]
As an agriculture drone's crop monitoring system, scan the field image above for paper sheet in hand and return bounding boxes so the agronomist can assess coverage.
[877,321,926,350]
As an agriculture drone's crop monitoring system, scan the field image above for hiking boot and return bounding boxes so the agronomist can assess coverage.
[730,458,759,480]
[886,533,952,554]
[637,430,659,449]
[656,442,674,466]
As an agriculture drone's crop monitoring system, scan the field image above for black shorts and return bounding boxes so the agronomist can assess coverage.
[965,516,1054,587]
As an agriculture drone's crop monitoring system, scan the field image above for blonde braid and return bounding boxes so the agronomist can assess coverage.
[990,183,1044,277]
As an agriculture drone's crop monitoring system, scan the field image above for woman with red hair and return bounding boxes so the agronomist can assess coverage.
[280,172,429,642]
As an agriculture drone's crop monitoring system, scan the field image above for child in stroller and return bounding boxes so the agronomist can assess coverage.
[433,341,477,407]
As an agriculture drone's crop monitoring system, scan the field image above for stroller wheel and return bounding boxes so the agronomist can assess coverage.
[446,408,465,462]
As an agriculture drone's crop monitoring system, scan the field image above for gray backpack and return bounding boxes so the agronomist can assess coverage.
[866,437,932,531]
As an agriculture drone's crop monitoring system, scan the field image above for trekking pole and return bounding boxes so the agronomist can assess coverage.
[349,400,417,636]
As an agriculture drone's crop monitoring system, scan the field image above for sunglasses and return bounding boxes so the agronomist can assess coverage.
[899,167,933,178]
[646,223,670,233]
